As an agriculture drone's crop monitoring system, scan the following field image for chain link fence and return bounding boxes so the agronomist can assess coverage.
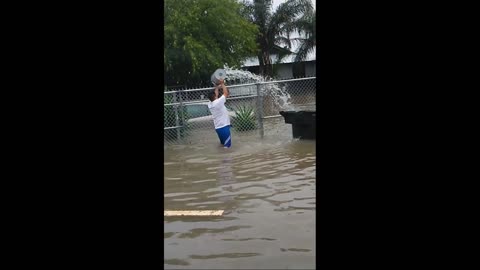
[164,77,316,145]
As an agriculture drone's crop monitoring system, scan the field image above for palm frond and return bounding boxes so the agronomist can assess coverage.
[292,9,315,37]
[294,39,315,62]
[253,0,273,33]
[264,0,313,58]
[242,0,314,77]
[274,36,293,64]
[268,0,313,36]
[275,36,292,50]
[290,8,315,62]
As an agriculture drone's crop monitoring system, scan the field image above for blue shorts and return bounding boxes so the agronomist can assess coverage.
[215,125,232,148]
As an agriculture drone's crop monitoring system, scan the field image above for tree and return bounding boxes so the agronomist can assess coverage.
[240,0,313,78]
[164,0,258,87]
[293,9,316,62]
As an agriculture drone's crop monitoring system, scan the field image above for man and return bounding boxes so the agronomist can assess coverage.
[207,79,232,148]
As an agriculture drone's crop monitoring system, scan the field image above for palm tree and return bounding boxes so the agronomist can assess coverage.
[241,0,313,78]
[293,9,316,62]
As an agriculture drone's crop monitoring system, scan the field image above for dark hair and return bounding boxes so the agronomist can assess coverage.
[207,90,216,101]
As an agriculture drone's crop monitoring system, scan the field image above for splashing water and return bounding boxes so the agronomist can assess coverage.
[223,67,293,111]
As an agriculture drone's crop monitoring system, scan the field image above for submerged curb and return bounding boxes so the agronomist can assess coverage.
[164,210,225,216]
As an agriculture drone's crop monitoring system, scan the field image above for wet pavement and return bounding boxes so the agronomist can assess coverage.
[164,126,316,269]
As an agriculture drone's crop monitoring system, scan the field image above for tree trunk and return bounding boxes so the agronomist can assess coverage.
[258,49,273,79]
[258,55,265,77]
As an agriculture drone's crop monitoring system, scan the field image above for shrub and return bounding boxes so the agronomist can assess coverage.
[231,105,256,131]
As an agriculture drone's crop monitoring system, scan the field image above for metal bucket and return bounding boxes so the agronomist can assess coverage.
[211,69,226,85]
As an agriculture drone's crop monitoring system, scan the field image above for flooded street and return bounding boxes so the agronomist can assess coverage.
[164,122,316,269]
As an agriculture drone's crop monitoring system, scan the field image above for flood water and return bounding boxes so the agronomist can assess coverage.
[164,123,316,269]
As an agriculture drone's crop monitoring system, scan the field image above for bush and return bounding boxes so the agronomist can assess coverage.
[231,105,256,131]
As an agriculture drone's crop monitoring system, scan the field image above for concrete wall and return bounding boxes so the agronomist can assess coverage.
[274,61,316,79]
[274,63,293,79]
[305,61,316,77]
[243,60,316,80]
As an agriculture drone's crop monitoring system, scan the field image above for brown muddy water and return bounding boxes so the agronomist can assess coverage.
[164,119,316,269]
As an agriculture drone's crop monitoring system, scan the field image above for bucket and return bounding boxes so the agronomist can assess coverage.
[211,69,226,85]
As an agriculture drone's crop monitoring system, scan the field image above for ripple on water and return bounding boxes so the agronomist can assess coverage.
[164,138,315,269]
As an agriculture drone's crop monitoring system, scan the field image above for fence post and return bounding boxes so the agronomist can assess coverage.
[179,89,185,142]
[256,83,264,138]
[173,92,181,141]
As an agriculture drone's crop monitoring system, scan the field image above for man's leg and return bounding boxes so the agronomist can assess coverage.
[223,126,232,148]
[215,126,232,148]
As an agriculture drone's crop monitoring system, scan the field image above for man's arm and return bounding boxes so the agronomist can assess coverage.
[219,79,229,98]
[214,85,220,99]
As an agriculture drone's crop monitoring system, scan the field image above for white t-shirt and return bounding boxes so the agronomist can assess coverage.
[207,95,230,129]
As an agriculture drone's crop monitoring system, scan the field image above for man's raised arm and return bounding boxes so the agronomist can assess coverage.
[214,84,220,99]
[219,79,229,98]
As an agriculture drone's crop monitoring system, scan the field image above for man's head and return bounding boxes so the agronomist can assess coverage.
[207,90,217,102]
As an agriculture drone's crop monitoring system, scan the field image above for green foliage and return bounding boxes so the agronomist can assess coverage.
[164,0,259,87]
[232,105,257,131]
[164,89,190,139]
